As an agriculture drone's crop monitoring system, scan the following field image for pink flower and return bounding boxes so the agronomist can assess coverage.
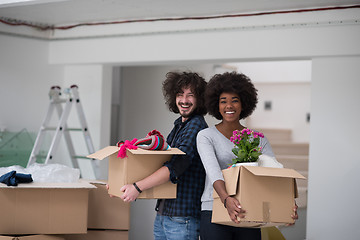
[230,128,265,163]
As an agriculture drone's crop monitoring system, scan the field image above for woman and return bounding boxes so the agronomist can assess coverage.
[196,72,297,239]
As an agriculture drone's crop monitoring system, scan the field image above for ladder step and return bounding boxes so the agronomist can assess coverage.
[51,99,67,104]
[66,128,85,131]
[73,155,91,159]
[43,127,84,131]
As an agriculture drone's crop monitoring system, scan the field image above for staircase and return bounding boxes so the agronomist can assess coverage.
[256,128,309,208]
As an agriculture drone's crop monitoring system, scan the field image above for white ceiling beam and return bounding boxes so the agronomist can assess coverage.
[0,0,68,8]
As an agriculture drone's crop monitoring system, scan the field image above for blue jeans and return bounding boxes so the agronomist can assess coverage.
[154,214,200,240]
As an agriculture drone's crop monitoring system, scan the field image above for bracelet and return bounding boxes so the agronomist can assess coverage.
[223,196,230,208]
[133,182,142,193]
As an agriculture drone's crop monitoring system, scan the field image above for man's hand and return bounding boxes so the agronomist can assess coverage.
[120,184,140,202]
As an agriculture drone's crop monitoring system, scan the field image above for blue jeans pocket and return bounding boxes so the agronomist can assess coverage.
[169,216,189,224]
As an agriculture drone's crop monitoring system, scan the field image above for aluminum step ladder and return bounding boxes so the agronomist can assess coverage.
[27,85,99,179]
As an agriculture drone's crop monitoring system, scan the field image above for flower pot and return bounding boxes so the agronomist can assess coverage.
[233,162,259,167]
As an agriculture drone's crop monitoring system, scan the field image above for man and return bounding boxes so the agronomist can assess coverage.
[120,71,208,240]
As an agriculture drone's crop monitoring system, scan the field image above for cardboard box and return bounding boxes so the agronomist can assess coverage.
[87,181,130,230]
[63,230,128,240]
[0,236,64,240]
[88,147,184,199]
[212,166,306,228]
[0,182,95,235]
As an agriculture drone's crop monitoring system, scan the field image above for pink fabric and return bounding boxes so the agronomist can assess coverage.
[147,129,164,138]
[117,138,138,158]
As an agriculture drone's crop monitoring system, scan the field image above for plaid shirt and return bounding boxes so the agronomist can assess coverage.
[156,115,208,218]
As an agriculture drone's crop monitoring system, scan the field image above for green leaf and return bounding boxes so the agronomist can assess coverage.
[250,151,261,160]
[238,149,246,159]
[232,148,238,156]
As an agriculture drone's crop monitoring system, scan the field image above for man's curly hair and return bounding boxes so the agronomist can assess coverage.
[205,71,258,120]
[162,71,207,116]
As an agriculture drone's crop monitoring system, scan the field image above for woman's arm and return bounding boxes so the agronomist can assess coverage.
[197,129,246,223]
[196,130,225,186]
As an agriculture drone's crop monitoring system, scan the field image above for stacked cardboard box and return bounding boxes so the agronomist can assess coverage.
[63,181,130,240]
[0,181,95,239]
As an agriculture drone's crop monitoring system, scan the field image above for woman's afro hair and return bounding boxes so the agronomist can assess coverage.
[205,71,258,120]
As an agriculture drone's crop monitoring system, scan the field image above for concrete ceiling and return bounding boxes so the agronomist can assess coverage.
[0,0,359,27]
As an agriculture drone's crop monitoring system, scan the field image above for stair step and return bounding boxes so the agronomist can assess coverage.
[256,128,292,142]
[271,143,309,156]
[277,155,308,171]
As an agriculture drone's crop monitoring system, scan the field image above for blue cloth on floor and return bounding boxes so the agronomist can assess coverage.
[0,170,33,186]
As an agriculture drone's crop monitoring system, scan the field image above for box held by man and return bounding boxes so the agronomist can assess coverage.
[87,147,184,199]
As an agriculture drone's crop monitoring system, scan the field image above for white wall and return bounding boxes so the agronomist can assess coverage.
[225,60,312,142]
[0,34,64,132]
[0,34,69,169]
[1,7,360,240]
[249,82,311,142]
[231,60,312,83]
[306,56,360,240]
[0,34,111,179]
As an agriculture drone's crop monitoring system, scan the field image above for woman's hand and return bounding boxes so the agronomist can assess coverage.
[119,184,140,202]
[225,196,246,224]
[287,202,299,226]
[213,180,246,224]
